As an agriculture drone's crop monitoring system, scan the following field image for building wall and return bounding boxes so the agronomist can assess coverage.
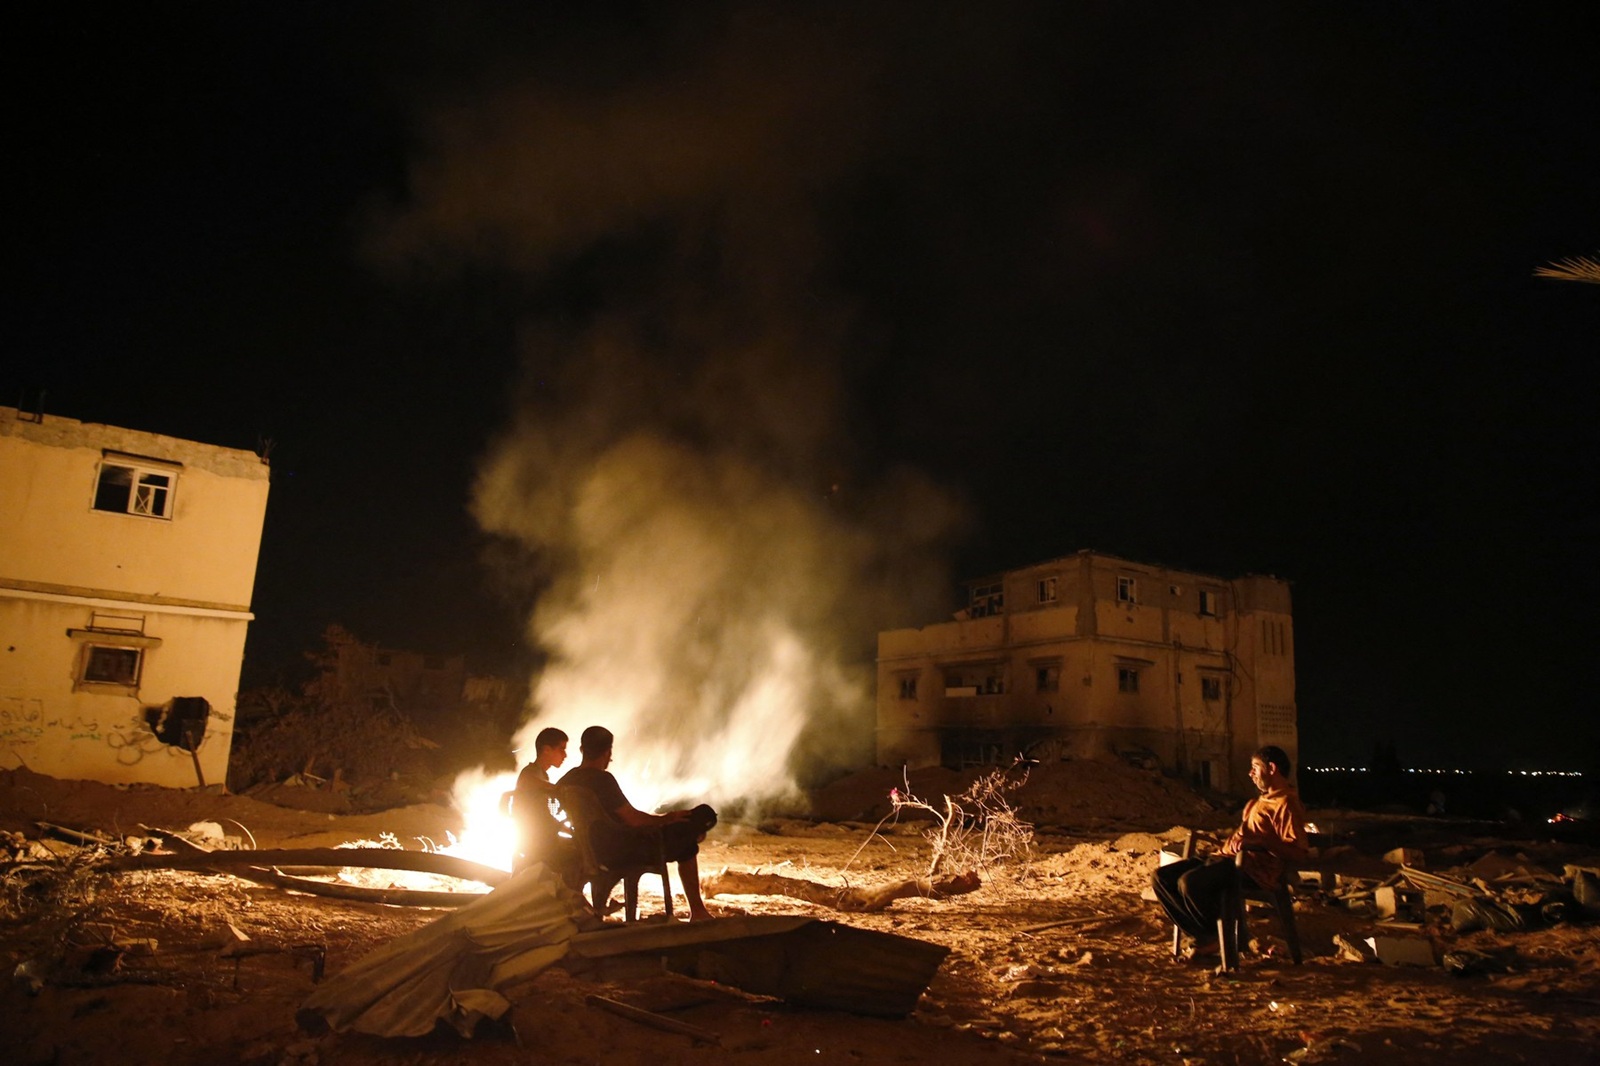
[0,408,269,787]
[876,549,1296,795]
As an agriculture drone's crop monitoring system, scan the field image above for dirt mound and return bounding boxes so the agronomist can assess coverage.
[808,758,1220,830]
[0,766,459,850]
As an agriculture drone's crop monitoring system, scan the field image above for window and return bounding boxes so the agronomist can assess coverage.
[1036,577,1057,604]
[93,461,176,519]
[1261,620,1288,655]
[70,619,158,694]
[1201,676,1223,701]
[1117,666,1140,692]
[970,582,1004,617]
[1199,589,1219,616]
[946,667,1005,695]
[1035,664,1060,693]
[83,646,142,686]
[898,675,918,700]
[1116,576,1138,604]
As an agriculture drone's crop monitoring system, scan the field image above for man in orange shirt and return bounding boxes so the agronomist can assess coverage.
[1153,745,1309,953]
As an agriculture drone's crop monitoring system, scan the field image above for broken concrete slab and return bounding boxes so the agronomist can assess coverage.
[1365,935,1436,967]
[1383,847,1424,868]
[1374,885,1425,921]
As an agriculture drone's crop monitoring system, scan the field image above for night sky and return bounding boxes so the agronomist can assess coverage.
[10,4,1598,771]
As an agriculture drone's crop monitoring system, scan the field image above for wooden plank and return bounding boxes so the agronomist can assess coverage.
[106,847,509,887]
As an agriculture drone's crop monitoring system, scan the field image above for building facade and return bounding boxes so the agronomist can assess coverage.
[0,406,270,788]
[876,550,1296,793]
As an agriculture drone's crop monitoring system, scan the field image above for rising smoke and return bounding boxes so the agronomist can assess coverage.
[374,8,971,811]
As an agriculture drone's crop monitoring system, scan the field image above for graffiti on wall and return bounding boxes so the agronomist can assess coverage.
[1,697,219,768]
[1,698,45,753]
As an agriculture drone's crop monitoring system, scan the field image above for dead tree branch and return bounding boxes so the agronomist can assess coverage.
[702,869,980,912]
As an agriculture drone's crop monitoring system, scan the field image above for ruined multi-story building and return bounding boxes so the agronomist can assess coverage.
[876,550,1296,793]
[0,406,270,788]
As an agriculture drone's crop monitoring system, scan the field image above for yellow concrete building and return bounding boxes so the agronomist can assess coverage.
[877,550,1296,793]
[1,406,270,788]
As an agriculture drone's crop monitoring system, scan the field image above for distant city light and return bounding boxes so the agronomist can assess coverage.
[1304,766,1583,777]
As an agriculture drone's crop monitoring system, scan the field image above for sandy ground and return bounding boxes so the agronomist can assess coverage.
[2,763,1599,1065]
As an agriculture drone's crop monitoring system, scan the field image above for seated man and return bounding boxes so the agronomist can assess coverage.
[557,725,718,921]
[501,726,577,879]
[1152,745,1309,955]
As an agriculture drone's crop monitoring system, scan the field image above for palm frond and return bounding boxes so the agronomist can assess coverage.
[1534,254,1600,285]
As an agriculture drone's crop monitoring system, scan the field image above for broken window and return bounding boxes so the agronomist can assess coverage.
[93,461,175,519]
[970,583,1004,617]
[1201,676,1223,701]
[1117,666,1140,693]
[1036,577,1057,604]
[1199,589,1219,616]
[82,645,142,687]
[1035,664,1060,693]
[1116,576,1137,604]
[944,666,1005,696]
[898,675,918,700]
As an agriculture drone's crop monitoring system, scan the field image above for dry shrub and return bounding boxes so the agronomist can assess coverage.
[889,766,1035,878]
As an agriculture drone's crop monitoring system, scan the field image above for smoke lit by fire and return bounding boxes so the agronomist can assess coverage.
[375,13,967,832]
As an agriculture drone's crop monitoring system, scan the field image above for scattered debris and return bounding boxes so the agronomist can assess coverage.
[1365,935,1436,967]
[585,993,721,1045]
[297,868,589,1038]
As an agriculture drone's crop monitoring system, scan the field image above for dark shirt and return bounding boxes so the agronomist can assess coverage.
[556,765,631,820]
[510,765,571,865]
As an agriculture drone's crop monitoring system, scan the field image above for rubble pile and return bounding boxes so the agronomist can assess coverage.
[227,700,443,808]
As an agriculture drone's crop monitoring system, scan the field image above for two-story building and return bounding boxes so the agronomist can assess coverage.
[876,550,1296,793]
[0,406,270,788]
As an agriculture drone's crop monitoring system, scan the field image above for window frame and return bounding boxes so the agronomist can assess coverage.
[1116,666,1140,693]
[1116,575,1138,604]
[92,457,178,520]
[1035,663,1061,693]
[1200,676,1223,702]
[69,621,160,695]
[1198,589,1219,617]
[970,582,1005,618]
[1036,576,1057,604]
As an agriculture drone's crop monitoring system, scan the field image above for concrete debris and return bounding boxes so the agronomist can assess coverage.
[1331,933,1377,963]
[1365,935,1436,967]
[1383,847,1424,868]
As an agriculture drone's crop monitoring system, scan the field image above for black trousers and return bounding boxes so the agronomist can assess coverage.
[592,803,718,866]
[1152,856,1238,939]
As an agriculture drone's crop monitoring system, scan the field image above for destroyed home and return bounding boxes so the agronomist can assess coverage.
[0,405,270,789]
[307,626,468,717]
[876,550,1296,792]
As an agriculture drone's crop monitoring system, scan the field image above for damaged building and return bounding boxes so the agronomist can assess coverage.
[0,406,270,788]
[876,550,1296,793]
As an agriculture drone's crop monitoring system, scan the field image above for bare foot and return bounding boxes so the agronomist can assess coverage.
[687,906,714,922]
